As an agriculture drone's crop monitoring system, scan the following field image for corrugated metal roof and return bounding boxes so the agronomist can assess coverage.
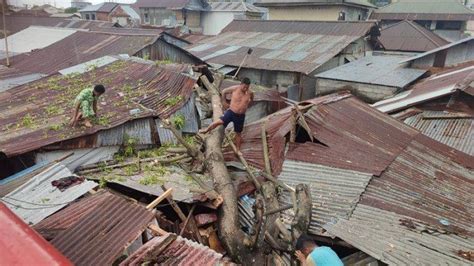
[120,5,140,20]
[379,20,450,52]
[4,31,158,75]
[209,1,266,13]
[315,55,427,88]
[255,0,375,8]
[370,0,474,21]
[187,20,377,74]
[0,15,118,37]
[0,26,77,54]
[324,205,474,265]
[373,62,474,113]
[0,66,45,92]
[403,111,473,156]
[278,160,373,235]
[121,233,225,265]
[133,0,208,10]
[0,58,197,157]
[34,191,111,240]
[87,165,210,202]
[401,36,474,64]
[49,192,155,265]
[79,2,118,13]
[0,161,50,197]
[1,163,97,225]
[239,195,256,234]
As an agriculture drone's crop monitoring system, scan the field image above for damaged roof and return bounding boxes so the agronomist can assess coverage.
[1,163,97,225]
[379,20,450,52]
[225,92,474,263]
[186,20,378,74]
[315,55,427,88]
[373,62,474,113]
[3,30,158,75]
[0,58,197,157]
[121,233,226,265]
[47,191,155,265]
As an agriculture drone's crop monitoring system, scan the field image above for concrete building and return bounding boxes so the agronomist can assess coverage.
[186,20,381,100]
[254,0,375,21]
[133,0,210,30]
[314,54,427,103]
[201,2,267,35]
[109,5,141,26]
[370,0,474,41]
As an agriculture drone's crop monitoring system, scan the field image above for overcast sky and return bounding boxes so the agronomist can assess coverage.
[9,0,135,8]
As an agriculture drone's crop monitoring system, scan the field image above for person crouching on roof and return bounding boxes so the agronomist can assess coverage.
[199,77,253,151]
[295,234,343,266]
[70,84,105,128]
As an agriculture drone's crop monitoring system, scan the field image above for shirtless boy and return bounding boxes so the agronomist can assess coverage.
[199,77,253,150]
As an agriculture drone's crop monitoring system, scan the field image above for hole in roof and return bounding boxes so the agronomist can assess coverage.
[292,124,328,147]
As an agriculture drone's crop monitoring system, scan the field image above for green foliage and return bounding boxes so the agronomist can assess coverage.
[164,96,183,107]
[49,124,62,131]
[99,177,108,188]
[184,135,195,146]
[123,164,139,176]
[155,60,173,65]
[123,136,138,157]
[21,114,34,128]
[171,114,185,130]
[65,7,78,13]
[143,54,150,60]
[139,165,169,186]
[45,105,63,115]
[97,116,110,126]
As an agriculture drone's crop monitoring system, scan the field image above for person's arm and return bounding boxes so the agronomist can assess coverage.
[221,87,235,108]
[71,101,81,125]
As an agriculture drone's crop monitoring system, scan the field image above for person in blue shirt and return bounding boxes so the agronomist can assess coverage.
[295,234,344,266]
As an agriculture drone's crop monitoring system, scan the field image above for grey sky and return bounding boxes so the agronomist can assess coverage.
[9,0,135,8]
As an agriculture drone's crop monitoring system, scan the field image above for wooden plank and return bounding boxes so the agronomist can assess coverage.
[148,224,168,236]
[146,188,173,210]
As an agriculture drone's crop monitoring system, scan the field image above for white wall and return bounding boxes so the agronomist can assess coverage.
[201,11,239,35]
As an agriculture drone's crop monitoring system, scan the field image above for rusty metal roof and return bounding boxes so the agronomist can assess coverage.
[0,58,197,157]
[403,111,473,156]
[186,20,377,74]
[373,62,474,113]
[379,20,450,52]
[5,31,158,75]
[49,191,154,266]
[34,191,111,240]
[121,233,226,265]
[133,0,209,10]
[255,0,375,8]
[0,15,118,37]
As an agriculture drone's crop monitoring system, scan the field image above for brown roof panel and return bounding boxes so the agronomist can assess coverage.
[380,20,449,52]
[4,31,157,75]
[121,233,226,265]
[0,59,197,157]
[50,192,154,265]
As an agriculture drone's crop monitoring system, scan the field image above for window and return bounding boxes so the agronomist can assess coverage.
[85,14,90,20]
[143,8,150,24]
[338,11,346,21]
[91,14,96,20]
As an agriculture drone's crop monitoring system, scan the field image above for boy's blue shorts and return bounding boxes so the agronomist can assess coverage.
[220,109,246,133]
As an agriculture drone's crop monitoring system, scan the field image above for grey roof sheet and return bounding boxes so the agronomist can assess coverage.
[315,55,427,88]
[401,36,474,63]
[187,20,376,74]
[2,163,97,225]
[403,111,474,156]
[278,160,373,235]
[209,1,267,12]
[373,0,474,14]
[324,205,474,265]
[255,0,375,8]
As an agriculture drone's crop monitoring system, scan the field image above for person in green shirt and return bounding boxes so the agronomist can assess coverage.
[70,85,105,128]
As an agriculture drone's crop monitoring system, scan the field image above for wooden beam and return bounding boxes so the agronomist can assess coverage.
[148,224,168,236]
[146,188,173,210]
[179,205,196,236]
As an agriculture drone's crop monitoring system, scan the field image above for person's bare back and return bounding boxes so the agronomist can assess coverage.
[228,85,253,114]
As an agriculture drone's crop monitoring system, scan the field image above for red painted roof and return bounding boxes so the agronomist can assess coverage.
[0,202,72,266]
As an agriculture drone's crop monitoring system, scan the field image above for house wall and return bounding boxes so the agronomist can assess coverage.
[185,10,202,29]
[140,8,181,26]
[112,17,128,26]
[237,68,298,89]
[135,38,201,64]
[267,5,367,21]
[81,11,96,20]
[96,12,109,21]
[316,78,399,103]
[412,39,474,68]
[201,12,239,35]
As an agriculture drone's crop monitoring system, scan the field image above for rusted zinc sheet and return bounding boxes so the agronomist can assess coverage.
[379,20,449,52]
[187,20,377,74]
[34,191,111,240]
[121,233,225,266]
[50,192,155,266]
[373,62,474,113]
[0,58,197,157]
[323,135,474,264]
[370,12,474,21]
[0,65,45,92]
[0,15,118,37]
[2,31,158,75]
[403,111,474,156]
